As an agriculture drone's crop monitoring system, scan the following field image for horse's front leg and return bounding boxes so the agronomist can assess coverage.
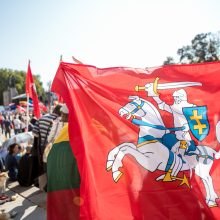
[112,145,157,182]
[106,143,136,171]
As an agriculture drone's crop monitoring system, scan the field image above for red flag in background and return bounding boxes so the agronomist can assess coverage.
[52,61,220,219]
[25,61,41,118]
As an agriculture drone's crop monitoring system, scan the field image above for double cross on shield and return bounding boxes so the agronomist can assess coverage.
[183,106,210,141]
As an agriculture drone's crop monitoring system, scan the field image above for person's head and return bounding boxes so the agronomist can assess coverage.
[18,145,23,153]
[26,146,32,154]
[172,89,187,104]
[8,143,19,155]
[52,104,62,117]
[60,104,69,122]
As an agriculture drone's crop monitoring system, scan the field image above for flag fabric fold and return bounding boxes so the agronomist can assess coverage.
[51,61,220,219]
[25,62,41,118]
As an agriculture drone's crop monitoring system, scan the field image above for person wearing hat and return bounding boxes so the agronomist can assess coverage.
[46,104,69,149]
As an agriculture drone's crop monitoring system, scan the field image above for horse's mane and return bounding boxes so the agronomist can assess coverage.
[139,98,165,126]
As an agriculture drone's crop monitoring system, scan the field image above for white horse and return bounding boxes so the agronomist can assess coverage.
[107,96,190,185]
[106,96,219,207]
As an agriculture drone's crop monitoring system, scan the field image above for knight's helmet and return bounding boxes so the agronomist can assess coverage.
[172,89,187,101]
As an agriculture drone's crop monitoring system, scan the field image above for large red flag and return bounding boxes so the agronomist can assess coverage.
[25,61,41,119]
[51,61,220,219]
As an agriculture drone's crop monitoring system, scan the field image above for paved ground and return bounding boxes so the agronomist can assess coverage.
[0,182,46,220]
[0,130,46,219]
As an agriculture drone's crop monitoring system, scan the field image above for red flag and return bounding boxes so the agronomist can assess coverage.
[51,62,220,219]
[26,61,41,118]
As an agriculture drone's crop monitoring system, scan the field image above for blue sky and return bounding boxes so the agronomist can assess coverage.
[0,0,220,89]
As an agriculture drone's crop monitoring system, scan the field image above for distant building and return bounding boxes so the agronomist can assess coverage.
[3,88,18,106]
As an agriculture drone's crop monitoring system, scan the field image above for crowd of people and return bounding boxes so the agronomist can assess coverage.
[0,103,74,202]
[0,112,37,139]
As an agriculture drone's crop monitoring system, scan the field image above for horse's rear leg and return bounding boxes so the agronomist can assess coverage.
[172,155,183,176]
[195,164,218,207]
[156,154,184,181]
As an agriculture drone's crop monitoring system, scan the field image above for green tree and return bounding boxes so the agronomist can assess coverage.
[163,32,220,65]
[177,32,220,64]
[163,56,175,65]
[0,68,46,105]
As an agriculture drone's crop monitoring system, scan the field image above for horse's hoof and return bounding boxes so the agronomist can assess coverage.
[208,200,218,208]
[106,160,114,171]
[156,174,165,181]
[113,171,123,183]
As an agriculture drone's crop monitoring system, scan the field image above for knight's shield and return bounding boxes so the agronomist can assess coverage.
[183,106,210,141]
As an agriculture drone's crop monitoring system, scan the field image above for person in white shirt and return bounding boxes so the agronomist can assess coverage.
[19,116,26,133]
[13,116,22,135]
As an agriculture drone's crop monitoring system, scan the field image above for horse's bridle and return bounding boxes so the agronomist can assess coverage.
[129,100,146,116]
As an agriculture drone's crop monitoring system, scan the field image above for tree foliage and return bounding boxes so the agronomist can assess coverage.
[0,68,45,105]
[163,56,175,65]
[163,32,220,65]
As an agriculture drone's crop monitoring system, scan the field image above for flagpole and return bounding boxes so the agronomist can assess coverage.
[26,60,30,132]
[26,94,29,132]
